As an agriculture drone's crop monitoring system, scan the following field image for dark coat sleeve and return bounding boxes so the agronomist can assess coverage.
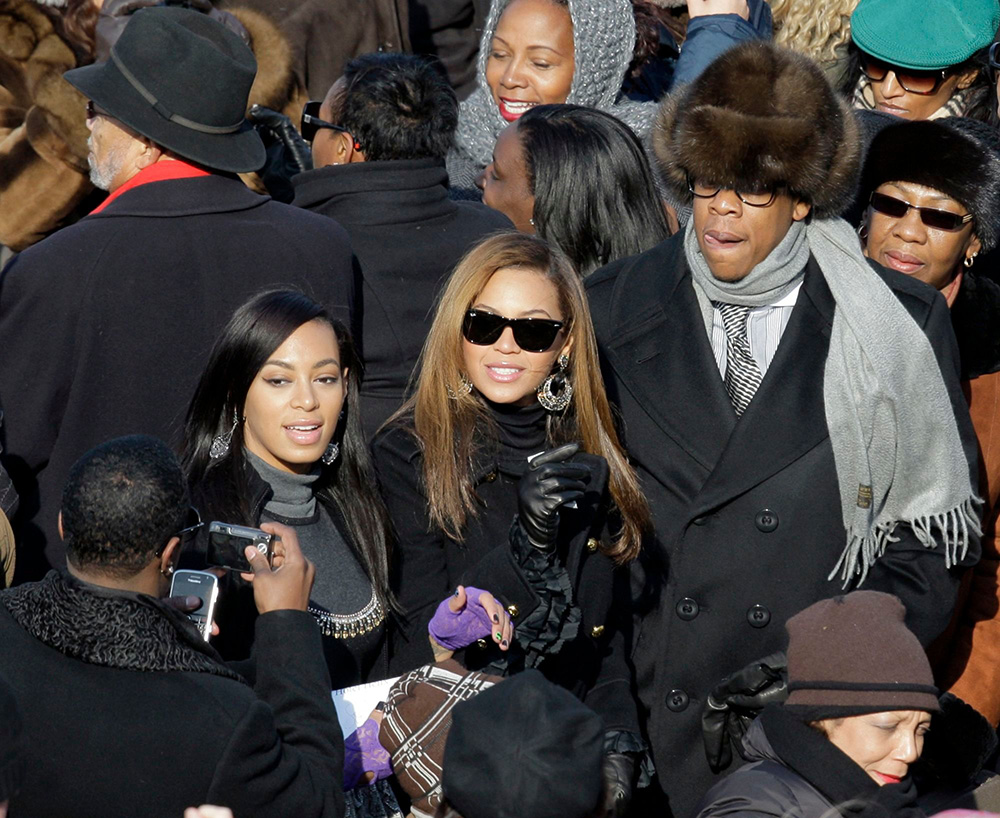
[671,0,773,88]
[208,609,345,818]
[864,278,982,646]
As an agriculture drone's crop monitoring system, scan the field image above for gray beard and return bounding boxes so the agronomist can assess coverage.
[87,137,131,191]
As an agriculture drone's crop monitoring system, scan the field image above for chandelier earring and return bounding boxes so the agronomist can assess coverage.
[446,373,473,399]
[537,354,573,413]
[209,409,239,459]
[321,441,340,465]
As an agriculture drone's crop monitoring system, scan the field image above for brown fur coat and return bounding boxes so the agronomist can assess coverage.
[0,0,303,251]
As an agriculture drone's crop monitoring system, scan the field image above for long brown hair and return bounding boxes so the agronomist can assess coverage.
[391,232,650,564]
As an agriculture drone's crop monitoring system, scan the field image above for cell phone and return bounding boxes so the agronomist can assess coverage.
[169,569,219,641]
[207,521,276,573]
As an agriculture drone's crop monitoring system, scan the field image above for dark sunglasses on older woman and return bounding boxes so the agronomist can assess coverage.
[462,310,564,353]
[869,191,974,231]
[859,54,950,95]
[300,100,349,143]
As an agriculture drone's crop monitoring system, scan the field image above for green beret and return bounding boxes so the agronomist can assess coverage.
[851,0,1000,70]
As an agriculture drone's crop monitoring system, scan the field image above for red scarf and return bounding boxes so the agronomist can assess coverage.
[89,159,211,215]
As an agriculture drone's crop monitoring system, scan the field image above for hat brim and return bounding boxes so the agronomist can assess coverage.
[65,61,265,174]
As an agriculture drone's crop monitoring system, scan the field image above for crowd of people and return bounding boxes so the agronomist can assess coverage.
[2,0,1000,816]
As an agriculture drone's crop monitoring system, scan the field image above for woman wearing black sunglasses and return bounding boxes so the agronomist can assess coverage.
[859,117,1000,728]
[842,0,997,122]
[372,231,652,810]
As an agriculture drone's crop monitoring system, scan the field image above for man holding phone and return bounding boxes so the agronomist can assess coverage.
[0,435,346,818]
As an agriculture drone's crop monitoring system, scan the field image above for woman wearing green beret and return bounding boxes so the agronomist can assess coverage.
[842,0,999,122]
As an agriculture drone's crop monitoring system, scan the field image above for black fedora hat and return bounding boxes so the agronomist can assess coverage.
[64,6,265,173]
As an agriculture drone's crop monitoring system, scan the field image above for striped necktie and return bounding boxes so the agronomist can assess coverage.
[714,302,762,416]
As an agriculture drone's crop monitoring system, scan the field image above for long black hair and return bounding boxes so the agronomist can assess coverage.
[182,289,394,608]
[517,104,670,277]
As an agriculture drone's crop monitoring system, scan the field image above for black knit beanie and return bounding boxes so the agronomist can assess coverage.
[0,671,24,803]
[784,591,939,719]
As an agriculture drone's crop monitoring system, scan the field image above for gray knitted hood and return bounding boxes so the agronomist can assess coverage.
[448,0,656,191]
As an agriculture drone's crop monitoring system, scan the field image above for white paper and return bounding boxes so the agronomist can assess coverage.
[331,676,399,738]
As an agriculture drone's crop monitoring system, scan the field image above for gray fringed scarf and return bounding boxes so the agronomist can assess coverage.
[684,217,981,584]
[447,0,657,193]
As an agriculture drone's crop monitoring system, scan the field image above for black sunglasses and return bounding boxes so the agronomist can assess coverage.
[300,100,350,143]
[859,54,949,96]
[462,310,565,353]
[688,179,777,208]
[85,100,112,120]
[869,191,974,232]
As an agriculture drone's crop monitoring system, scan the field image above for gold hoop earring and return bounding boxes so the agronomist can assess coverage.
[964,254,977,268]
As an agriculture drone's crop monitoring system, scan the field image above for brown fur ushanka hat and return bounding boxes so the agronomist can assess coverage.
[653,41,861,218]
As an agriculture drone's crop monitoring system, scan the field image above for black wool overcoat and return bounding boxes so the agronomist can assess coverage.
[0,175,357,579]
[585,232,980,817]
[292,159,512,440]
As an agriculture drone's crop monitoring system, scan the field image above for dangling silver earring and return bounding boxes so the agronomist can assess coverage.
[537,354,572,412]
[209,409,239,459]
[446,373,473,399]
[321,441,340,465]
[964,253,977,268]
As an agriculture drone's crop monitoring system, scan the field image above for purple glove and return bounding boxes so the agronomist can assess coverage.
[428,585,498,650]
[343,716,392,790]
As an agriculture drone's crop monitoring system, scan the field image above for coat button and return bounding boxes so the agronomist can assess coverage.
[507,604,519,619]
[590,625,605,638]
[485,471,497,483]
[754,509,778,533]
[475,638,489,650]
[747,605,771,628]
[666,689,689,712]
[676,598,699,620]
[586,538,599,553]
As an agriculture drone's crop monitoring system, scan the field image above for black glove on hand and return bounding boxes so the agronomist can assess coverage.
[702,651,788,773]
[517,443,591,550]
[601,753,635,818]
[246,105,313,203]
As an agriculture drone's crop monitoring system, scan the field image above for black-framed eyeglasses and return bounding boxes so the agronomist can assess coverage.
[989,42,1000,84]
[174,507,205,542]
[300,100,350,143]
[462,310,565,353]
[869,191,974,232]
[859,54,949,96]
[688,179,777,208]
[85,100,113,120]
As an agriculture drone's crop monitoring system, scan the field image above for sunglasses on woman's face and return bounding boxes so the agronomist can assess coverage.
[859,54,949,95]
[300,100,349,143]
[869,191,974,232]
[462,309,565,353]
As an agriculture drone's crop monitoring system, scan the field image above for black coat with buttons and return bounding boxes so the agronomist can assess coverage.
[371,406,640,736]
[585,233,980,817]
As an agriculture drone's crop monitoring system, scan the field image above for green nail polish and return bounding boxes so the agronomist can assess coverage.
[495,631,502,641]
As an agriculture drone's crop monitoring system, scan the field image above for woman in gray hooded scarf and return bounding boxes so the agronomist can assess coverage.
[446,0,771,197]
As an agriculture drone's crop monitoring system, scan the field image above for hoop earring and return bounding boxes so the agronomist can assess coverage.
[321,441,340,465]
[209,409,239,459]
[537,354,572,413]
[964,253,977,268]
[447,373,473,399]
[856,219,869,246]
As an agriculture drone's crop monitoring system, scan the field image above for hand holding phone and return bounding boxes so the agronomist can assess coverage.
[169,569,219,641]
[240,521,315,614]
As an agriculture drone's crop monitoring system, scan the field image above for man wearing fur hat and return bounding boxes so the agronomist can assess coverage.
[0,6,356,579]
[586,41,981,815]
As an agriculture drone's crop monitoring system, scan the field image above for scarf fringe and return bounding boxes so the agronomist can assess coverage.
[828,496,983,588]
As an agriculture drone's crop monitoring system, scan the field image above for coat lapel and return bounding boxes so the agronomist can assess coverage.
[603,239,735,475]
[691,257,836,515]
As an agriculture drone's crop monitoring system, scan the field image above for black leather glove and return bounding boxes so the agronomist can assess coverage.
[246,105,313,203]
[601,753,635,818]
[516,443,591,550]
[702,651,788,773]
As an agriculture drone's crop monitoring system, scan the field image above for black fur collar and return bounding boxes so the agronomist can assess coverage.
[0,571,246,683]
[952,271,1000,381]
